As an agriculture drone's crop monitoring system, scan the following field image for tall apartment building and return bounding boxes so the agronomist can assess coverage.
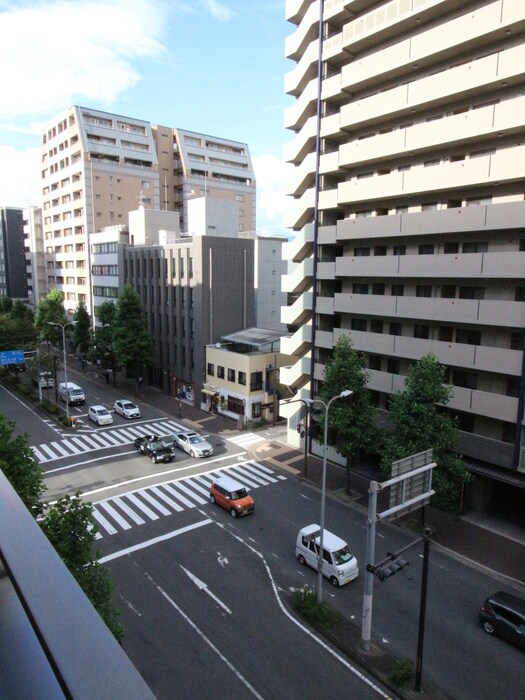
[282,0,525,517]
[23,206,46,306]
[0,206,27,299]
[38,107,256,318]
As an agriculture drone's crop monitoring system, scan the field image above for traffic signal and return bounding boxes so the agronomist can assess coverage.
[375,553,409,581]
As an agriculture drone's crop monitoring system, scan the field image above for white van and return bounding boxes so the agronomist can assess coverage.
[58,382,85,406]
[296,524,359,587]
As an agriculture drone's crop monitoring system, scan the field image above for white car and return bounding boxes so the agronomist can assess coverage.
[172,430,214,458]
[113,399,141,419]
[88,405,114,426]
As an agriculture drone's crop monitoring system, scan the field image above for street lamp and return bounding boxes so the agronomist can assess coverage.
[47,321,76,423]
[304,389,353,604]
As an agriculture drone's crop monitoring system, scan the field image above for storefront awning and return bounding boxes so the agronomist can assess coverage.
[202,388,218,396]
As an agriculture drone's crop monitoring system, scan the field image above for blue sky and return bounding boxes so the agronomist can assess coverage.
[0,0,295,235]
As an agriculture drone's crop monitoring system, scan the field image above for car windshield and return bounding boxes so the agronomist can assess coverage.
[333,545,353,565]
[189,436,204,444]
[123,402,135,410]
[231,488,247,499]
[149,441,164,450]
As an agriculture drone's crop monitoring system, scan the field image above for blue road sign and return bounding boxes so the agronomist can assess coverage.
[0,350,25,366]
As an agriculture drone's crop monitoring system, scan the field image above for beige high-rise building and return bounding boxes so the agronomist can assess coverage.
[39,107,255,317]
[281,1,525,517]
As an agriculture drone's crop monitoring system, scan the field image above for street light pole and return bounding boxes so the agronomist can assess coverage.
[304,389,353,604]
[47,321,75,423]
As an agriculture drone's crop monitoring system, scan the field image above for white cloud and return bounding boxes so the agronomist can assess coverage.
[200,0,236,22]
[252,154,293,237]
[0,0,167,121]
[0,145,41,207]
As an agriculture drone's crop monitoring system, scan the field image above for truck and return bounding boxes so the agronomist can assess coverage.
[32,371,54,390]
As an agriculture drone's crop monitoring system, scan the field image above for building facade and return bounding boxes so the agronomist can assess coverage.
[23,206,46,307]
[0,206,27,299]
[282,0,525,516]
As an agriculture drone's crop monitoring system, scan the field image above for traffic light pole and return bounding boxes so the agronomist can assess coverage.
[415,527,432,692]
[361,481,378,651]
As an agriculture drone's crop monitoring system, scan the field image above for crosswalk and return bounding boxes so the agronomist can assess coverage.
[31,421,269,464]
[91,460,285,538]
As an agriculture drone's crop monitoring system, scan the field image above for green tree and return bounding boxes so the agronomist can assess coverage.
[113,284,154,379]
[40,493,124,641]
[380,354,470,512]
[0,298,36,351]
[320,335,379,492]
[0,415,45,517]
[73,300,92,355]
[92,301,119,385]
[34,290,68,344]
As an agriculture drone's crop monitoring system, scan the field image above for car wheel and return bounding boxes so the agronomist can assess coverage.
[190,450,196,458]
[210,494,216,504]
[298,554,306,566]
[230,508,238,518]
[151,455,157,464]
[483,621,495,635]
[330,576,340,588]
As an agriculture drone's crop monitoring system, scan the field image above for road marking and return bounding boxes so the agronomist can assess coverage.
[180,566,232,614]
[227,432,265,448]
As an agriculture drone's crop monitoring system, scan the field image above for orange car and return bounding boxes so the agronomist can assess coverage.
[209,475,254,518]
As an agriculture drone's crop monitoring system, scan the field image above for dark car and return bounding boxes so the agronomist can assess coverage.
[142,438,175,464]
[479,591,525,650]
[134,434,159,453]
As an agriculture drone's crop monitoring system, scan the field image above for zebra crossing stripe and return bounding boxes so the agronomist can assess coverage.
[150,485,184,512]
[243,461,279,483]
[185,478,211,497]
[98,501,132,531]
[161,483,196,508]
[92,508,118,535]
[81,434,107,449]
[61,439,81,455]
[140,490,171,516]
[126,493,160,520]
[31,446,47,462]
[38,443,59,460]
[113,497,145,525]
[223,465,263,488]
[170,480,207,505]
[49,441,70,458]
[98,431,121,446]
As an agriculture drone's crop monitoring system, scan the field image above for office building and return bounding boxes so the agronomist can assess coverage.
[282,0,525,515]
[0,206,27,299]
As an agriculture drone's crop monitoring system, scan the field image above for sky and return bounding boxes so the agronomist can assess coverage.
[0,0,295,236]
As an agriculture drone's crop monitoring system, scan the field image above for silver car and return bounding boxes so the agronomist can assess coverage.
[172,430,214,458]
[113,399,141,419]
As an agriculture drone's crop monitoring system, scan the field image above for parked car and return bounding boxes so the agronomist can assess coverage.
[479,591,525,650]
[209,475,254,518]
[143,438,175,464]
[88,405,114,426]
[172,430,214,458]
[113,399,141,419]
[134,435,159,453]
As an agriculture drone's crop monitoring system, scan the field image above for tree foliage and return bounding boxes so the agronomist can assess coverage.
[34,290,68,344]
[113,284,154,378]
[320,335,379,490]
[380,354,470,512]
[0,297,36,351]
[73,300,92,355]
[40,494,124,641]
[0,415,45,517]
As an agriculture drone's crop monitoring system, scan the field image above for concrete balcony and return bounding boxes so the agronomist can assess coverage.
[317,261,336,279]
[280,354,312,389]
[285,2,320,61]
[315,329,334,348]
[449,385,518,423]
[316,295,334,315]
[285,39,319,97]
[284,115,317,164]
[336,251,525,281]
[281,290,313,326]
[284,187,315,230]
[288,151,317,197]
[282,224,314,262]
[281,324,312,356]
[334,292,525,328]
[282,257,314,294]
[336,329,523,377]
[284,77,318,131]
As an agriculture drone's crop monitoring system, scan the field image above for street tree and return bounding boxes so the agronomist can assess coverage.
[0,415,45,517]
[320,335,379,493]
[93,301,119,385]
[34,290,68,344]
[380,354,470,512]
[73,300,92,356]
[113,284,154,380]
[0,298,36,351]
[40,494,124,641]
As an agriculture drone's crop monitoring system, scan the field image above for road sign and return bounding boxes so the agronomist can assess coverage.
[0,350,24,366]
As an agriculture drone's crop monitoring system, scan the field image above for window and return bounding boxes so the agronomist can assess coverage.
[351,318,367,331]
[414,325,430,339]
[252,402,262,418]
[227,396,244,415]
[441,286,456,298]
[463,241,488,253]
[453,370,477,389]
[515,288,525,302]
[250,371,262,391]
[227,368,236,382]
[370,320,383,333]
[374,245,387,256]
[439,326,453,342]
[354,246,370,256]
[459,286,484,300]
[456,329,481,345]
[389,322,402,336]
[368,356,381,370]
[238,372,246,386]
[207,363,214,376]
[387,359,400,375]
[417,285,432,297]
[353,283,369,294]
[372,283,385,295]
[418,244,434,255]
[444,242,459,254]
[217,365,225,379]
[393,245,406,255]
[391,284,404,296]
